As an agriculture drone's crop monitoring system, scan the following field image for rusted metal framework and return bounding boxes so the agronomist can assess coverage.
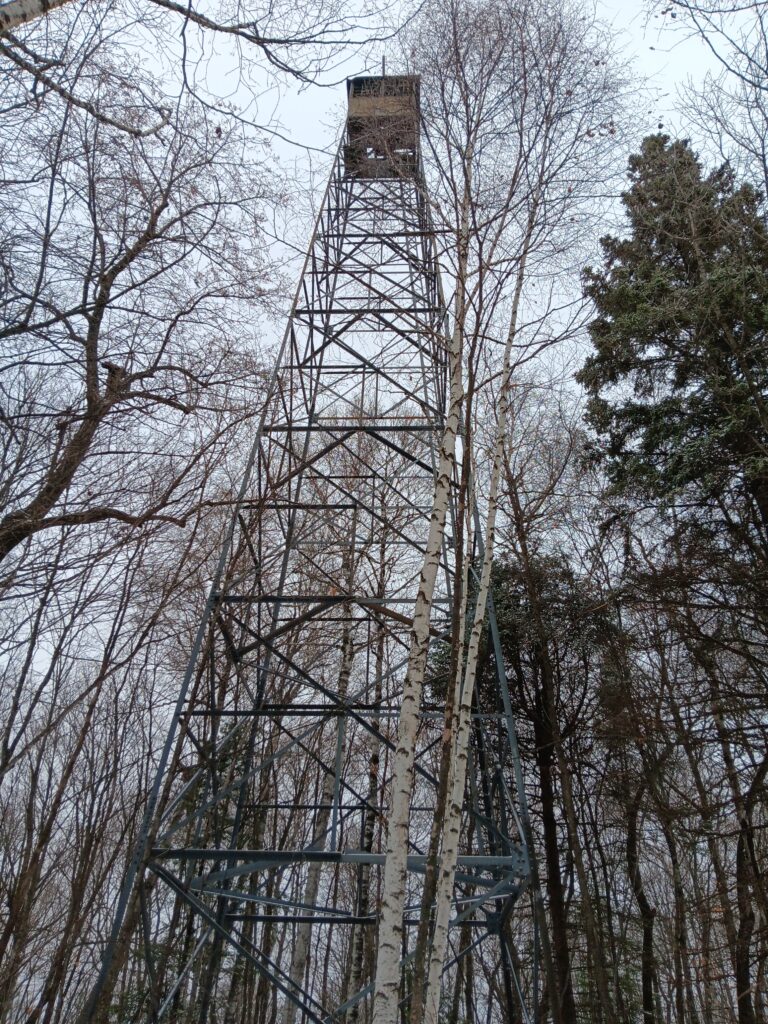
[89,76,536,1024]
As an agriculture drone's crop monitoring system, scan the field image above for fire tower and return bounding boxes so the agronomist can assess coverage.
[91,76,537,1024]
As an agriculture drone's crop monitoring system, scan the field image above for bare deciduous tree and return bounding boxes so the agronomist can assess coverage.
[0,14,281,1020]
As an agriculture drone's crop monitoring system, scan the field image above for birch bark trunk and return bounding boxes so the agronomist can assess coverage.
[370,172,471,1024]
[0,0,72,31]
[409,517,472,1024]
[420,244,528,1024]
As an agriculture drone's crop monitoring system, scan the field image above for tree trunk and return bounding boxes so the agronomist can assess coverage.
[626,784,658,1024]
[422,232,533,1024]
[409,459,470,1024]
[371,162,470,1024]
[0,0,73,32]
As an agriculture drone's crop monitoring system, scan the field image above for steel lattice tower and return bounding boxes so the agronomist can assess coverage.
[93,75,536,1024]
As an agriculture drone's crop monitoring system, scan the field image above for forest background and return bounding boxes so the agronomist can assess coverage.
[1,0,767,1023]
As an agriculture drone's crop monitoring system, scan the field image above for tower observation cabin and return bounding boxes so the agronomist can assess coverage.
[344,75,420,179]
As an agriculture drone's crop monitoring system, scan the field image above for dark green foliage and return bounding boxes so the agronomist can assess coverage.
[577,134,768,530]
[487,558,615,681]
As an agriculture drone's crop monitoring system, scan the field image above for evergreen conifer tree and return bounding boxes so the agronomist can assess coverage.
[578,134,768,537]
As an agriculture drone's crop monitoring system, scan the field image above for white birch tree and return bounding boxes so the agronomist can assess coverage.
[371,198,471,1024]
[422,222,535,1024]
[387,1,631,1020]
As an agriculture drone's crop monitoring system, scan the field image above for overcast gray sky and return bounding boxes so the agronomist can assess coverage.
[600,0,722,129]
